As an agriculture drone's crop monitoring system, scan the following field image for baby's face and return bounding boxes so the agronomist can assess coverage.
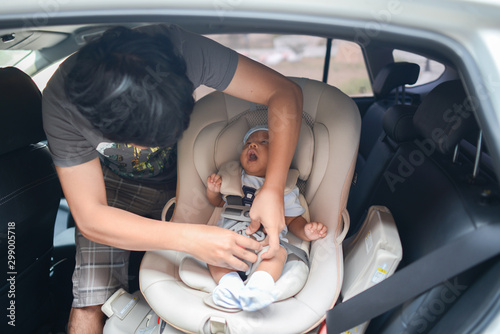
[240,130,269,177]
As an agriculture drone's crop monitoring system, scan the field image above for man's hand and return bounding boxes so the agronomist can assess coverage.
[246,185,285,260]
[183,224,262,271]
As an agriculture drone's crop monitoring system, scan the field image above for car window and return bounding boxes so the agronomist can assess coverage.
[32,57,67,91]
[2,35,373,98]
[0,50,32,67]
[0,49,65,91]
[393,49,445,86]
[326,40,372,96]
[199,34,372,100]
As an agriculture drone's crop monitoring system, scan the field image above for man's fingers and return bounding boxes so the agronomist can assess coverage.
[223,240,258,272]
[233,244,258,264]
[226,256,250,272]
[260,233,280,260]
[245,218,261,235]
[235,234,261,252]
[214,233,260,271]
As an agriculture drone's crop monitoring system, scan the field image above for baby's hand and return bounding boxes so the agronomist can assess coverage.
[304,222,327,241]
[207,174,222,194]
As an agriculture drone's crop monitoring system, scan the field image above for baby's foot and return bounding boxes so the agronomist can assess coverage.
[239,286,276,311]
[304,222,328,241]
[239,271,276,311]
[212,272,244,309]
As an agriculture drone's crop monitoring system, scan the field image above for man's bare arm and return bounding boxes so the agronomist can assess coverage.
[223,54,303,259]
[57,157,261,271]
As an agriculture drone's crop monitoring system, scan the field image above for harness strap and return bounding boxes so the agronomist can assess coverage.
[220,204,310,268]
[218,161,309,268]
[225,195,245,207]
[280,240,310,268]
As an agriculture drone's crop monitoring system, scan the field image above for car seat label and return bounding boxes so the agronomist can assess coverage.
[120,296,138,317]
[371,264,388,284]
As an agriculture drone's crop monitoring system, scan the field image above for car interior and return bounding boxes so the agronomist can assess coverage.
[1,13,499,334]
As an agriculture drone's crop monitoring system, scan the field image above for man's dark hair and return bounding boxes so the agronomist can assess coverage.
[65,26,194,147]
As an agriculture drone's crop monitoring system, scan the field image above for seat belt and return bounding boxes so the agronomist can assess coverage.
[280,239,310,267]
[326,223,500,333]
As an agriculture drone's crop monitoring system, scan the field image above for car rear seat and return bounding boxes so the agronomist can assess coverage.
[356,62,420,173]
[354,80,500,333]
[348,103,418,231]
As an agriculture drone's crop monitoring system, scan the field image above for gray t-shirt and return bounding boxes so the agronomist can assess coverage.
[42,24,238,183]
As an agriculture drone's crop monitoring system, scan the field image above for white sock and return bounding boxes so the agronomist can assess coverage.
[239,271,277,311]
[212,272,244,309]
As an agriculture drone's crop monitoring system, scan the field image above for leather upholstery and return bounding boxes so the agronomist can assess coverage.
[372,62,420,98]
[412,80,479,155]
[0,67,46,155]
[382,104,418,143]
[0,67,61,333]
[357,62,420,172]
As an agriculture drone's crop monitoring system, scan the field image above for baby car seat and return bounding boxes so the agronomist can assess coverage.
[139,77,361,333]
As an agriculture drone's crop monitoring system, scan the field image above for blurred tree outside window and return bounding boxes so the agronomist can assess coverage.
[199,34,372,99]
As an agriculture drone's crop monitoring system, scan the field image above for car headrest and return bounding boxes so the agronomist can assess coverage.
[413,80,479,156]
[0,67,44,155]
[383,104,418,143]
[373,62,420,98]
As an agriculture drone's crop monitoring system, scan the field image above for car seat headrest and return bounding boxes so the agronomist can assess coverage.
[214,113,314,181]
[413,80,479,156]
[373,62,420,98]
[0,67,44,155]
[383,104,418,143]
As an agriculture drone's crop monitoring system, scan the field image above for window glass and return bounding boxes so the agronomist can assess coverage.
[200,33,329,100]
[201,34,371,99]
[32,57,67,91]
[393,49,445,86]
[0,49,66,91]
[327,40,372,96]
[0,50,32,67]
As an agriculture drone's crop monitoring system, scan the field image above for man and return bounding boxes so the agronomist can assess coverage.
[42,24,302,333]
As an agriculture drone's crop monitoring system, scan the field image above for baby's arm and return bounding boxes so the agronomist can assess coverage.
[286,216,327,241]
[206,174,225,207]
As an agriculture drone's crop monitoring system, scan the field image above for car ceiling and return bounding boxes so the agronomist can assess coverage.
[0,18,463,66]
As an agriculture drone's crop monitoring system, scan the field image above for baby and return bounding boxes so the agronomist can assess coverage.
[206,125,327,311]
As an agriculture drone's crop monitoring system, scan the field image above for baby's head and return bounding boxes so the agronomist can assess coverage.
[240,125,269,177]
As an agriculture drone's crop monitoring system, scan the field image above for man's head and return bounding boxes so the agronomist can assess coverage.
[65,26,194,148]
[240,125,269,177]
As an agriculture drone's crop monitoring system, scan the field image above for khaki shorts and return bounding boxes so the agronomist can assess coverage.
[71,165,176,308]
